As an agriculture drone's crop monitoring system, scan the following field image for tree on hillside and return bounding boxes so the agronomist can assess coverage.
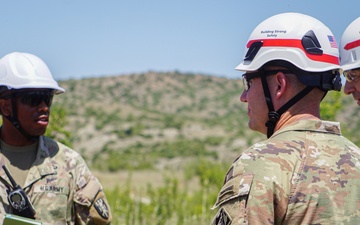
[320,91,342,121]
[46,105,73,147]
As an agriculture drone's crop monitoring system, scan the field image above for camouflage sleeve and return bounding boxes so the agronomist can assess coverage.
[211,171,254,225]
[38,137,113,224]
[73,176,112,225]
[211,149,293,225]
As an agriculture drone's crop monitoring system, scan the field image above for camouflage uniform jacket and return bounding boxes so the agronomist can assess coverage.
[0,136,112,225]
[211,119,360,225]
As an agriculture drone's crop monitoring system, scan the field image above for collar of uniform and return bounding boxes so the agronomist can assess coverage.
[270,119,341,138]
[23,136,56,188]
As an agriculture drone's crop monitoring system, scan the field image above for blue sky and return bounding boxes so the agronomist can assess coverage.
[1,1,358,80]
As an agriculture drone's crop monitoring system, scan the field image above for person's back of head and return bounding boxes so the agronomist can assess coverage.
[236,12,342,137]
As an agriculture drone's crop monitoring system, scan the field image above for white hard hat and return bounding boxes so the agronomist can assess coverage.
[0,52,65,94]
[340,17,360,71]
[235,12,340,73]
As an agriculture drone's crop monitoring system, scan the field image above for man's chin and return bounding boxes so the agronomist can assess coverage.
[31,128,47,137]
[248,122,267,135]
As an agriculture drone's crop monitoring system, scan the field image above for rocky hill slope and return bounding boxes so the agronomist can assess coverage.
[51,71,360,175]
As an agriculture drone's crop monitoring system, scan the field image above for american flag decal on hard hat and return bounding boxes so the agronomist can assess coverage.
[327,35,338,48]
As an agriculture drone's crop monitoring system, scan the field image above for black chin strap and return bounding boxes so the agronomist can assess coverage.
[4,98,39,141]
[260,75,314,138]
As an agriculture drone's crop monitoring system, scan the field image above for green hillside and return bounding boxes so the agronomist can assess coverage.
[47,71,359,225]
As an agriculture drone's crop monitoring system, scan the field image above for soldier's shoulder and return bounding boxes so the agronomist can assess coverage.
[41,136,83,160]
[228,139,300,180]
[234,138,302,163]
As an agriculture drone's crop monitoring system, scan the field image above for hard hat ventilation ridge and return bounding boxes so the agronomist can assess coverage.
[301,30,323,55]
[244,41,263,61]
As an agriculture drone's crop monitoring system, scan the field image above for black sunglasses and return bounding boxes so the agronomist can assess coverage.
[12,91,54,107]
[242,70,293,90]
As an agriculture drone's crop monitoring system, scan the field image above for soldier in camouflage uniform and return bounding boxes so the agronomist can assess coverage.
[340,17,360,106]
[211,13,360,225]
[0,52,112,224]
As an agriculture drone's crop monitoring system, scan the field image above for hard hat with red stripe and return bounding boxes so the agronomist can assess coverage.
[340,17,360,71]
[236,12,340,73]
[236,13,342,138]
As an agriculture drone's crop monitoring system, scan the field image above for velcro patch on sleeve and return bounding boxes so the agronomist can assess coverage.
[94,198,110,219]
[74,179,101,207]
[89,191,112,224]
[213,208,232,225]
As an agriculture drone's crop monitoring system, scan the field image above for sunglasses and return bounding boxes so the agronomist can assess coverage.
[343,68,360,82]
[242,70,293,91]
[12,91,54,107]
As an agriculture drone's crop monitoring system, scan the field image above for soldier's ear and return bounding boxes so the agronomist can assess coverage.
[274,72,287,99]
[0,99,12,116]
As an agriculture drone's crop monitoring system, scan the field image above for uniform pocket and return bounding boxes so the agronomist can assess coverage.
[211,173,254,225]
[74,178,102,207]
[32,184,70,221]
[212,173,254,209]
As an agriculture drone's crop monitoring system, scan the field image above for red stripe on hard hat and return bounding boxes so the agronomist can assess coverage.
[344,39,360,50]
[247,39,339,65]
